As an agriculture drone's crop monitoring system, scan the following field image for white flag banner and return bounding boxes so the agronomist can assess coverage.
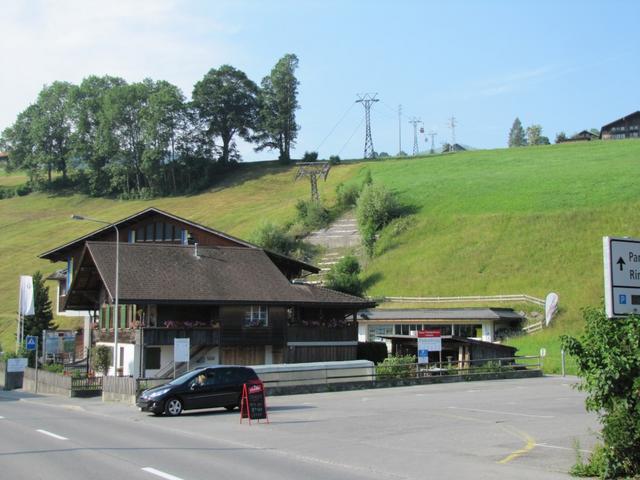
[19,275,35,316]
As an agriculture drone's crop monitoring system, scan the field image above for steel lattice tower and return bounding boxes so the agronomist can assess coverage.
[409,117,423,156]
[356,93,379,159]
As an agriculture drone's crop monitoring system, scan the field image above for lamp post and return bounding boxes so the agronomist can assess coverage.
[71,214,119,376]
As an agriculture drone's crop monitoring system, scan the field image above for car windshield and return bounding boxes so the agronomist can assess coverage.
[168,370,203,386]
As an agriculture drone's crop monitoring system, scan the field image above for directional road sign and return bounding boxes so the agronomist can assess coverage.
[603,236,640,317]
[25,335,37,351]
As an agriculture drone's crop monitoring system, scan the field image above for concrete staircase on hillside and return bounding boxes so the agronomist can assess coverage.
[302,212,362,285]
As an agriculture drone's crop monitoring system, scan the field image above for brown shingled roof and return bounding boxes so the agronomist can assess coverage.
[79,242,374,308]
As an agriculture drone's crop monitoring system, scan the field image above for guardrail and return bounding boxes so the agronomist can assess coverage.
[375,294,545,307]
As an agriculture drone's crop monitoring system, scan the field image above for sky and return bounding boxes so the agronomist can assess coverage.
[2,0,639,160]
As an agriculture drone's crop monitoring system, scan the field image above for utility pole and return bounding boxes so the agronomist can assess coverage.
[427,131,437,154]
[356,93,379,159]
[398,104,402,155]
[448,116,457,148]
[408,117,423,156]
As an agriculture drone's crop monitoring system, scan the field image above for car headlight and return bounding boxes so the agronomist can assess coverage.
[147,388,171,398]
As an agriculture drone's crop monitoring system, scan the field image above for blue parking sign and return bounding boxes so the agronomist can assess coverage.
[26,335,37,351]
[619,294,627,305]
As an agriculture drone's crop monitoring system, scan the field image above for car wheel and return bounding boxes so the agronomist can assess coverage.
[164,397,183,416]
[224,404,237,411]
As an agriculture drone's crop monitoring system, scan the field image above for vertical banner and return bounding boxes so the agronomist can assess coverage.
[19,275,35,316]
[545,292,559,326]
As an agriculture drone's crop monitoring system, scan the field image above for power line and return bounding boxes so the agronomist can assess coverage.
[315,101,356,152]
[337,116,365,156]
[356,93,379,159]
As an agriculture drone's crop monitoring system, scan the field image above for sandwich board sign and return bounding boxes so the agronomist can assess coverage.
[603,236,640,317]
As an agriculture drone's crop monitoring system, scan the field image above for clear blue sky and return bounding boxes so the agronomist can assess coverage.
[2,0,639,160]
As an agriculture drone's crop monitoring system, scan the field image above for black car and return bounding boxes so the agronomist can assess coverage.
[137,365,260,416]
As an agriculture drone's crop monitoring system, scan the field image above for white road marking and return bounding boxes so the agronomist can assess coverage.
[447,406,554,419]
[36,429,68,440]
[536,442,591,453]
[142,467,184,480]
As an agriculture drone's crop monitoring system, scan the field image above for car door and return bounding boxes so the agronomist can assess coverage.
[181,372,209,410]
[217,367,243,407]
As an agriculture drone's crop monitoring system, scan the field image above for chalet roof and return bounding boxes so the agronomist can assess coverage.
[572,130,598,138]
[601,110,640,130]
[39,206,318,274]
[68,242,374,309]
[378,334,517,353]
[358,308,524,322]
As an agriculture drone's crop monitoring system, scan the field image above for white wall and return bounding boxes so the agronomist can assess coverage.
[96,342,135,376]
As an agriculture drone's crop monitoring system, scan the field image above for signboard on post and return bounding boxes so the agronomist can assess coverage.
[417,331,430,364]
[174,338,190,362]
[603,236,640,317]
[25,335,37,351]
[417,330,442,365]
[7,358,28,373]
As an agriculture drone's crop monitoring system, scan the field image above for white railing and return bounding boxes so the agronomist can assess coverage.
[375,294,545,307]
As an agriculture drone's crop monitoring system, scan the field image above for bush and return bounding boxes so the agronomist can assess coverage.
[93,345,111,376]
[356,183,399,232]
[376,355,416,379]
[295,199,330,230]
[325,255,363,296]
[335,182,361,210]
[43,363,64,374]
[328,155,341,165]
[357,342,388,364]
[302,151,318,162]
[249,221,297,256]
[561,307,640,478]
[571,442,607,477]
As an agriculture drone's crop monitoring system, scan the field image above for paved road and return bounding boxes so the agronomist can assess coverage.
[0,376,598,480]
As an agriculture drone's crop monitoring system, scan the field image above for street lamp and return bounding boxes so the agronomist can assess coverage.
[71,214,120,376]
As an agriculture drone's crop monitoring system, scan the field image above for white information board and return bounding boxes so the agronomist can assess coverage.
[174,338,190,363]
[603,236,640,317]
[7,357,28,372]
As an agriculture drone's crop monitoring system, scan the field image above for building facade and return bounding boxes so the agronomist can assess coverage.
[600,111,640,140]
[40,208,375,377]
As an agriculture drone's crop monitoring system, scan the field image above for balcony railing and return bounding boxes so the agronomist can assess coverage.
[287,325,357,342]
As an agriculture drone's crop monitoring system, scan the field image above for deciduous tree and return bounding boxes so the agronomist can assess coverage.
[192,65,258,164]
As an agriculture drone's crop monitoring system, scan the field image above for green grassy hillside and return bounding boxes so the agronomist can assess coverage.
[2,140,639,371]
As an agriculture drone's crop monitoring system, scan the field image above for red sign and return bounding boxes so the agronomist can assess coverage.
[418,330,441,338]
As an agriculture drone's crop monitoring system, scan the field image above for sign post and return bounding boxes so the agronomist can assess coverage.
[173,338,190,379]
[26,335,38,393]
[603,236,640,317]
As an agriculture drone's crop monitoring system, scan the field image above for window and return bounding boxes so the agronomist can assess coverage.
[146,224,154,241]
[164,223,173,241]
[136,227,144,242]
[145,347,161,370]
[155,222,164,241]
[244,305,268,327]
[174,227,182,241]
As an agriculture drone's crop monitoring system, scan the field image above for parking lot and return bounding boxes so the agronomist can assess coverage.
[0,375,598,479]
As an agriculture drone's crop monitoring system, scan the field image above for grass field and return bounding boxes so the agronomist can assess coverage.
[2,140,639,372]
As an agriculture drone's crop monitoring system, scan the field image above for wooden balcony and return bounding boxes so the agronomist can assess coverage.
[287,325,357,343]
[143,327,220,346]
[221,326,285,346]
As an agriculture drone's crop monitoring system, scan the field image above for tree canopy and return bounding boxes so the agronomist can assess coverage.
[508,117,526,147]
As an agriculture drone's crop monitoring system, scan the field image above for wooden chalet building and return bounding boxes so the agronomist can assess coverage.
[600,111,640,140]
[565,130,599,142]
[40,208,375,377]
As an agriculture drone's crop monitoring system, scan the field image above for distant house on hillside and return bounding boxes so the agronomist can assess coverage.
[450,143,467,152]
[600,111,640,140]
[566,130,599,142]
